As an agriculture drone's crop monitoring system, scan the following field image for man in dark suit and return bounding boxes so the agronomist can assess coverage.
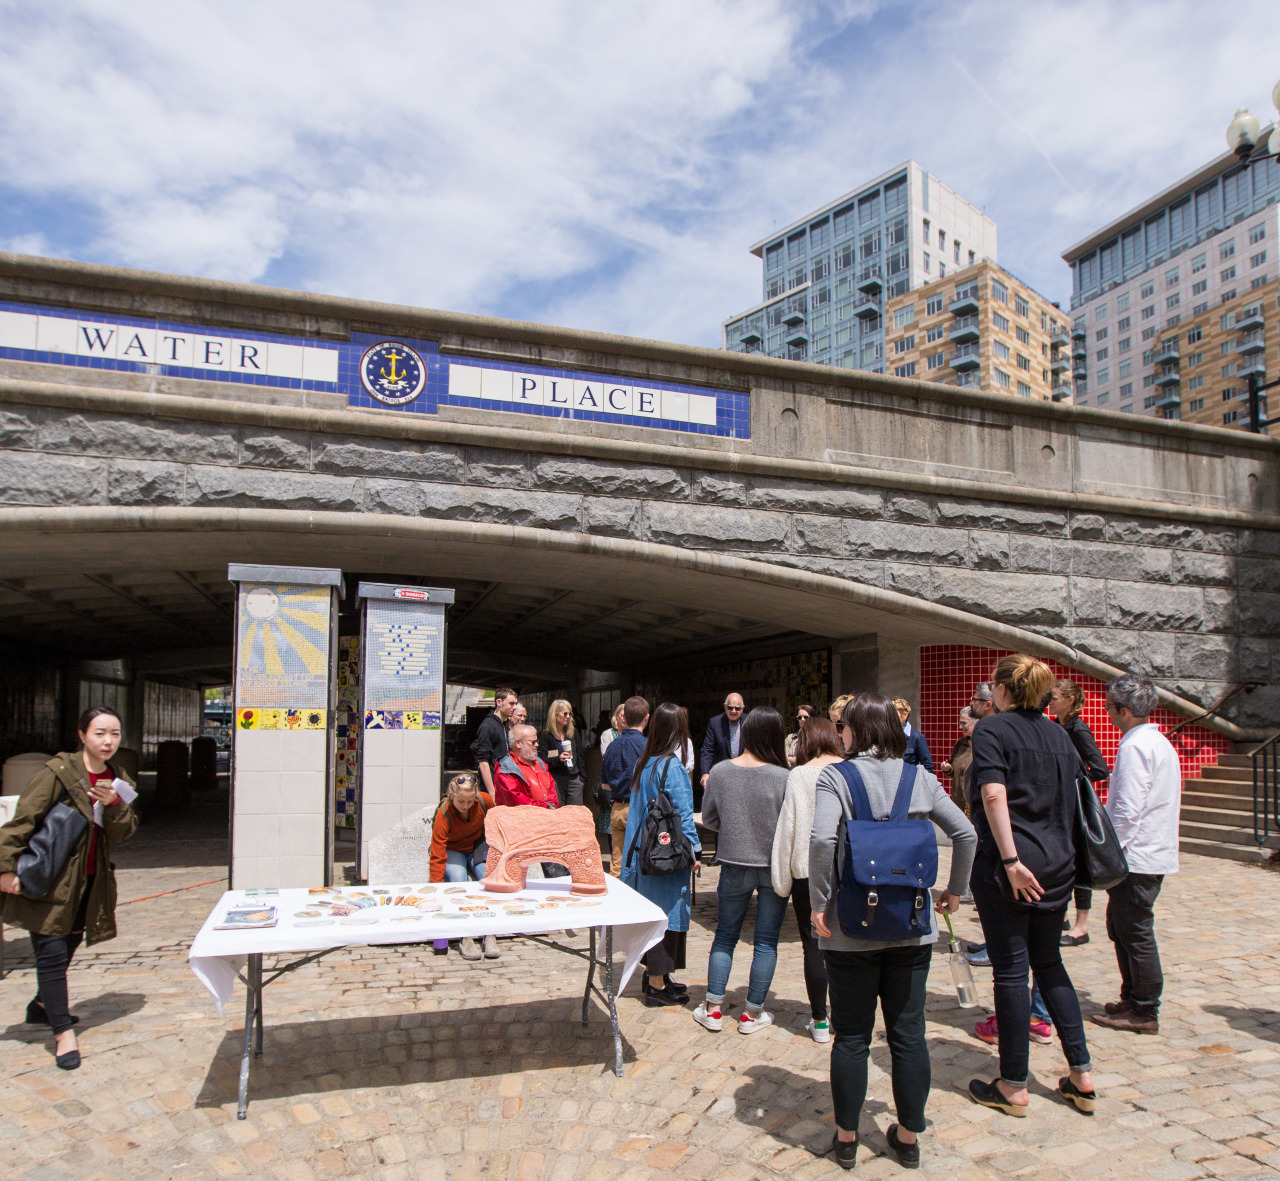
[700,692,745,788]
[893,697,935,772]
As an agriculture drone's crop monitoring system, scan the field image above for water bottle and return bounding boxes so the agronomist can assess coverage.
[560,738,574,771]
[944,912,980,1008]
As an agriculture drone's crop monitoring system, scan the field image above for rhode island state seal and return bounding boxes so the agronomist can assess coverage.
[360,341,426,406]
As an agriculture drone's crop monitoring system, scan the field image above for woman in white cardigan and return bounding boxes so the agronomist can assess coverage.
[770,717,845,1042]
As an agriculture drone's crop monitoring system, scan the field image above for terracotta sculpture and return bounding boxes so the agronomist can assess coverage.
[483,805,607,895]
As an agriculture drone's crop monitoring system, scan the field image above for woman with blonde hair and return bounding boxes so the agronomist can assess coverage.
[967,655,1096,1119]
[539,698,585,806]
[1051,680,1110,947]
[828,695,853,727]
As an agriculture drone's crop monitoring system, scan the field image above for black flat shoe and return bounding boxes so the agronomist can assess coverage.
[827,1134,858,1169]
[643,983,690,1007]
[26,1000,78,1027]
[968,1078,1028,1117]
[885,1124,920,1169]
[1058,1076,1096,1114]
[55,1049,81,1070]
[664,976,688,995]
[1060,933,1090,947]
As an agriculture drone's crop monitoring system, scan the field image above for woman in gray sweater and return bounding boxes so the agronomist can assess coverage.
[810,693,976,1170]
[694,706,791,1037]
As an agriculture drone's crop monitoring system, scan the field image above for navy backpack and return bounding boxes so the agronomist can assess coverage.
[833,761,938,941]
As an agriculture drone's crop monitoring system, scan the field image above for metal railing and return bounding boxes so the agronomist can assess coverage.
[1168,681,1259,737]
[1255,732,1280,850]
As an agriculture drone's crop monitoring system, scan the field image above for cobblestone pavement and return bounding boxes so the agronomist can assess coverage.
[3,830,1280,1181]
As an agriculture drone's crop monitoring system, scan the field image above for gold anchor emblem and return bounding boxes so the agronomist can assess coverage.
[379,349,406,388]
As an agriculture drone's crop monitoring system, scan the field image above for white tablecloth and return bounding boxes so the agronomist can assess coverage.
[189,876,668,1015]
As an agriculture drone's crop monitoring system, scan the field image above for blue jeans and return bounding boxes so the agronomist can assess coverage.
[707,864,788,1008]
[1030,982,1050,1024]
[443,842,489,883]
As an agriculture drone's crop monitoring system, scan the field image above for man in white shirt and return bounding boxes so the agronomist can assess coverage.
[1092,674,1180,1035]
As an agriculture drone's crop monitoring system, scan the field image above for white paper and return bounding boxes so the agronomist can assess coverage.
[95,776,139,826]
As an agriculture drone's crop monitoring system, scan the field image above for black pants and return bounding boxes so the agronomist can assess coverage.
[825,945,932,1135]
[30,881,93,1036]
[1074,886,1092,912]
[642,929,687,977]
[1105,873,1164,1018]
[971,870,1091,1086]
[789,881,829,1021]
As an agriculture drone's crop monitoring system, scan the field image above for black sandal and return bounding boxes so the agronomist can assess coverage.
[1058,1076,1096,1114]
[885,1124,920,1168]
[968,1078,1028,1117]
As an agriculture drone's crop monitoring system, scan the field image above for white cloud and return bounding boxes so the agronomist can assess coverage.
[0,0,1278,345]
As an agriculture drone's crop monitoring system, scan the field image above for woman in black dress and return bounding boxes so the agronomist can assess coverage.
[1052,680,1110,947]
[967,655,1096,1118]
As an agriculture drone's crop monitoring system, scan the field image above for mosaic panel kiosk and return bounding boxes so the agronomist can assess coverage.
[356,583,453,878]
[228,564,343,888]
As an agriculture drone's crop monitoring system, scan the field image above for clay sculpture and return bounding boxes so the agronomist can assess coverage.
[483,804,607,895]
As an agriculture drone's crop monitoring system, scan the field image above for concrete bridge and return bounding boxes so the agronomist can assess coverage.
[0,251,1277,745]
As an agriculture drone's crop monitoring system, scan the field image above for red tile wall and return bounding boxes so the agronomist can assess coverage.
[918,645,1230,802]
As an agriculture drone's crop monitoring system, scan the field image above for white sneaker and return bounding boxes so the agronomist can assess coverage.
[738,1009,773,1035]
[692,1002,723,1032]
[482,934,500,959]
[807,1017,831,1043]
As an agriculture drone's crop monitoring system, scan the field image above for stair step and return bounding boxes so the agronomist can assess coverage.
[1201,765,1253,782]
[1218,753,1253,768]
[1179,837,1267,864]
[1184,776,1255,797]
[1182,804,1257,827]
[1183,793,1253,814]
[1178,818,1280,849]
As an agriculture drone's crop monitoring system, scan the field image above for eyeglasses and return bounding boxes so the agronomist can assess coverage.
[834,721,846,732]
[725,705,743,712]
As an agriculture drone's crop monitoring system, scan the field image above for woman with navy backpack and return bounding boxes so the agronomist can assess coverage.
[809,693,975,1169]
[620,702,701,1008]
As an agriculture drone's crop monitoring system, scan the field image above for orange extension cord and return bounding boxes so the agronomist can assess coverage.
[120,879,223,906]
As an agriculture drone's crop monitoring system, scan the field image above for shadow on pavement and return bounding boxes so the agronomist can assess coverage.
[1203,1004,1280,1043]
[194,995,635,1110]
[0,989,148,1042]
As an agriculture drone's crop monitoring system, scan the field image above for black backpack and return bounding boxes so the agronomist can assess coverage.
[627,758,695,877]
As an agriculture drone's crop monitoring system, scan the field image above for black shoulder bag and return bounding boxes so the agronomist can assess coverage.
[1074,773,1128,892]
[16,788,90,900]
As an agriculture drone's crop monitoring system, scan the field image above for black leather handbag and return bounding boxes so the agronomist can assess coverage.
[16,794,90,900]
[1074,774,1128,891]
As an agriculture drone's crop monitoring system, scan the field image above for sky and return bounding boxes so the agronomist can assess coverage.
[2,0,1280,348]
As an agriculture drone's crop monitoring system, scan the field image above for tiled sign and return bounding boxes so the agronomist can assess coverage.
[0,297,749,439]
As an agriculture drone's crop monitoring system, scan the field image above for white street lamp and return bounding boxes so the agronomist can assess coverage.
[1226,80,1280,160]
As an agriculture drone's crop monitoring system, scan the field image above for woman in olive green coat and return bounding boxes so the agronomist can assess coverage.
[0,706,138,1069]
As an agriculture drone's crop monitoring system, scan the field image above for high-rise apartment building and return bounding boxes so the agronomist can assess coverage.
[1062,134,1280,425]
[721,161,997,373]
[882,260,1068,401]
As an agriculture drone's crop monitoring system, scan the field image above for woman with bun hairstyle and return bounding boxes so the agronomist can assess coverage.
[967,656,1096,1118]
[1052,680,1110,947]
[0,706,139,1070]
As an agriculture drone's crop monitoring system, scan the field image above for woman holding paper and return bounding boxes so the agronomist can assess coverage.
[0,706,139,1070]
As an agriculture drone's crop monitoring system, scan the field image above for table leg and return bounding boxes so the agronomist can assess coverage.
[582,928,597,1030]
[253,954,264,1058]
[237,953,260,1120]
[605,926,622,1077]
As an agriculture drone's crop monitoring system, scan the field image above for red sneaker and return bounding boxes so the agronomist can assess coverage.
[1030,1019,1053,1044]
[974,1016,998,1044]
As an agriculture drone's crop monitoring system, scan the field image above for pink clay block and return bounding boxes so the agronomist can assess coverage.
[482,805,607,896]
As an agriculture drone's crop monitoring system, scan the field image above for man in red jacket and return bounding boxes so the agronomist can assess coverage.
[494,725,559,808]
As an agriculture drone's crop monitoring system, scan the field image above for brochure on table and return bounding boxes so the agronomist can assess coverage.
[188,876,668,1013]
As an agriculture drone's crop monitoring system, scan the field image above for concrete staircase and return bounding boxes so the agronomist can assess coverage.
[1179,752,1274,863]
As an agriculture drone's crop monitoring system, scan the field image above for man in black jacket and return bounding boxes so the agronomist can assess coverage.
[471,689,517,797]
[699,692,744,789]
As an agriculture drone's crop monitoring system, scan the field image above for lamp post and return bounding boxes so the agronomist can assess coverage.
[1225,79,1280,434]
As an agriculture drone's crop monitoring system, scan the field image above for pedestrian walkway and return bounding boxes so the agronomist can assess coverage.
[2,837,1279,1180]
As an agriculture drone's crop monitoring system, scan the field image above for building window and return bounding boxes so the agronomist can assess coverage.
[995,368,1011,388]
[1186,325,1202,344]
[1192,253,1207,273]
[939,262,946,277]
[955,241,962,264]
[1096,347,1109,360]
[1142,326,1156,341]
[1118,337,1131,352]
[938,230,947,250]
[994,340,1010,360]
[1223,385,1240,400]
[1141,282,1155,298]
[1117,315,1131,331]
[993,312,1010,331]
[1253,276,1270,289]
[1194,302,1209,314]
[1097,367,1110,382]
[1096,327,1108,340]
[1165,268,1180,286]
[923,251,931,272]
[922,219,930,243]
[927,323,945,342]
[1252,250,1267,268]
[1166,293,1181,308]
[1120,382,1133,398]
[834,202,857,237]
[1221,241,1236,260]
[1018,381,1033,397]
[1119,359,1132,376]
[788,266,806,289]
[893,335,915,353]
[894,362,916,378]
[1192,279,1208,296]
[926,295,944,315]
[1096,302,1108,320]
[1188,397,1204,412]
[1250,223,1267,244]
[1141,305,1155,320]
[1222,266,1237,281]
[1016,325,1031,345]
[1224,409,1239,424]
[1167,314,1181,327]
[1117,293,1130,310]
[1015,294,1030,317]
[927,352,946,370]
[1098,392,1110,405]
[893,305,915,328]
[992,279,1009,304]
[765,243,783,271]
[1187,375,1204,390]
[1222,363,1236,377]
[1017,353,1031,371]
[1222,289,1237,302]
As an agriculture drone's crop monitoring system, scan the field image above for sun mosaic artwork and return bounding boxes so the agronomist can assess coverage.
[234,584,332,714]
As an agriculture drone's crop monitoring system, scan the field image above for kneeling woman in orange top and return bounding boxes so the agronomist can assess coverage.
[429,772,498,961]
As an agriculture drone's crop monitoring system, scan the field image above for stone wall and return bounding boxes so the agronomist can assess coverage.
[2,396,1277,726]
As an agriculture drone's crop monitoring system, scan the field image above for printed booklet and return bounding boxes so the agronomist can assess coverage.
[215,906,278,930]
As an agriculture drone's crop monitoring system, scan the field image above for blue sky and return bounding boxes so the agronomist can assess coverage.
[2,1,1279,347]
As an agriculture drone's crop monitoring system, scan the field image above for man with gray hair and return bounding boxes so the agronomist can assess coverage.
[1092,673,1180,1036]
[969,682,996,720]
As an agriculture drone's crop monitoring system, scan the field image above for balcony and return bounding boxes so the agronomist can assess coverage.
[782,307,805,326]
[950,316,980,343]
[1050,326,1071,345]
[785,328,809,347]
[1236,307,1265,332]
[1238,355,1267,378]
[1151,387,1181,408]
[1073,361,1088,380]
[1051,387,1072,402]
[950,344,981,370]
[854,296,882,320]
[1239,332,1266,355]
[1153,367,1181,387]
[1071,324,1087,340]
[1050,354,1071,375]
[857,265,884,294]
[949,290,980,316]
[1149,343,1179,364]
[953,372,981,389]
[1071,339,1087,360]
[738,327,762,345]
